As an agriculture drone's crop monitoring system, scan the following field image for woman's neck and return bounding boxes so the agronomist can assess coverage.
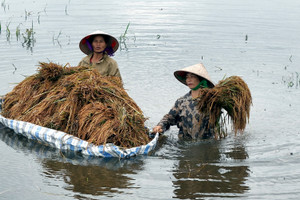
[91,52,104,63]
[191,89,200,98]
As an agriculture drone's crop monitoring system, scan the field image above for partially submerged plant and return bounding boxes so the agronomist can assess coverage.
[282,71,299,88]
[5,21,11,40]
[21,21,35,50]
[16,24,21,41]
[119,22,136,50]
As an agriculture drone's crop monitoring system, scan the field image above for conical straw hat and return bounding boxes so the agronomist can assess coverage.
[174,63,215,88]
[79,30,119,55]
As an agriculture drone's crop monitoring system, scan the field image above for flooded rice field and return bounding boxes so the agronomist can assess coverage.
[0,0,300,199]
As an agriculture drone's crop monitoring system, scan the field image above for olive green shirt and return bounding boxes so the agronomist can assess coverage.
[78,53,122,80]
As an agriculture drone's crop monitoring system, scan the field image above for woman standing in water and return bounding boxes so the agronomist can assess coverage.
[78,30,122,80]
[153,63,215,139]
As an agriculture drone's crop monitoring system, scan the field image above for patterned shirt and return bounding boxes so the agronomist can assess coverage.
[157,91,214,139]
[78,53,122,80]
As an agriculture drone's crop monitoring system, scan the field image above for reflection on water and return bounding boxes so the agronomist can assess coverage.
[0,123,250,199]
[170,139,249,199]
[41,159,143,197]
[0,124,145,198]
[0,124,56,158]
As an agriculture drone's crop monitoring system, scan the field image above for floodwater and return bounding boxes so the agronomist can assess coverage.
[1,0,300,199]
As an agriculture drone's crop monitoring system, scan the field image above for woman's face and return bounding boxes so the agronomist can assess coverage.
[186,73,200,89]
[92,35,107,53]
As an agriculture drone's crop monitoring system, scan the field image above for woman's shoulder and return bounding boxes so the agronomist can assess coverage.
[180,92,191,99]
[79,54,92,63]
[104,55,117,64]
[176,92,191,103]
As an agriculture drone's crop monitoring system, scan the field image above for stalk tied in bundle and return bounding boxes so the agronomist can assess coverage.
[195,76,252,138]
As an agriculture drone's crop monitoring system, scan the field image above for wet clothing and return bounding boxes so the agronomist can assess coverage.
[78,53,122,80]
[157,91,214,139]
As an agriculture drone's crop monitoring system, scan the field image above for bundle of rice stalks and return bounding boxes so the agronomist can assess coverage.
[1,62,150,148]
[196,76,252,136]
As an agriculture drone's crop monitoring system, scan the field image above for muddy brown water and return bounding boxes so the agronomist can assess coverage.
[0,0,300,199]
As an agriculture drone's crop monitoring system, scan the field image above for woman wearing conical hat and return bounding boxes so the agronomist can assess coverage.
[78,30,122,80]
[152,63,215,139]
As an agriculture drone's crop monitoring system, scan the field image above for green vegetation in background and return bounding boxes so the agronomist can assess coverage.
[119,22,131,50]
[21,21,35,51]
[0,2,71,51]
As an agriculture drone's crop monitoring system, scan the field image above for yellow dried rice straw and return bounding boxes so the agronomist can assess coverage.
[1,62,150,148]
[196,76,252,137]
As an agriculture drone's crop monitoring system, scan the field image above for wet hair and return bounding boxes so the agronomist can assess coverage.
[87,34,115,56]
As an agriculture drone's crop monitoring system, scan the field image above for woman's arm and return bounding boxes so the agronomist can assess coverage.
[153,99,181,133]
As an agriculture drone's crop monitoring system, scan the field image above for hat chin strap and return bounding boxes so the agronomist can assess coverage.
[192,80,208,90]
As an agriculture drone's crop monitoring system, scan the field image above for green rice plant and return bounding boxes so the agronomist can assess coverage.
[43,4,47,14]
[12,63,17,74]
[122,22,130,38]
[21,21,35,51]
[25,9,33,21]
[52,30,63,47]
[55,30,62,40]
[1,0,7,12]
[119,22,131,50]
[65,5,68,15]
[37,12,41,24]
[5,21,11,41]
[37,5,48,24]
[282,72,299,88]
[16,24,22,41]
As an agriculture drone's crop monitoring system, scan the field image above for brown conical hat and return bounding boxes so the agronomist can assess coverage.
[79,30,119,55]
[174,63,215,88]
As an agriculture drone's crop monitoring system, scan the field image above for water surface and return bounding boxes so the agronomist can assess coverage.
[1,0,300,199]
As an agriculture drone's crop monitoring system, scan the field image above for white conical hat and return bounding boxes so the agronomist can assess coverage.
[174,63,215,88]
[79,30,119,55]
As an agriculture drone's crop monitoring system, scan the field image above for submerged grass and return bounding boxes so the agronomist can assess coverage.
[21,21,35,51]
[5,21,10,40]
[119,22,136,51]
[282,71,300,88]
[2,62,151,148]
[196,76,252,137]
[16,24,21,40]
[1,0,7,12]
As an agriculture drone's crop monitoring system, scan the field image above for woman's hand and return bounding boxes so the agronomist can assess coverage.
[152,125,163,133]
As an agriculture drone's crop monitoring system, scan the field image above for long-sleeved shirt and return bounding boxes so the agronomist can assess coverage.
[78,53,122,80]
[157,91,214,139]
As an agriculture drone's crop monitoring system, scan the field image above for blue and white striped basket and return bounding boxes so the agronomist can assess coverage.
[0,98,158,158]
